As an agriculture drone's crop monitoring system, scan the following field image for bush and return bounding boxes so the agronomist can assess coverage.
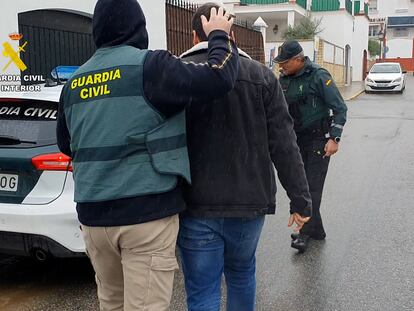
[368,39,381,57]
[283,15,323,40]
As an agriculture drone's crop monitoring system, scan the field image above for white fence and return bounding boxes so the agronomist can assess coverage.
[323,41,345,65]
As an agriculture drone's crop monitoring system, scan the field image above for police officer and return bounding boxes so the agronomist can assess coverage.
[275,40,347,253]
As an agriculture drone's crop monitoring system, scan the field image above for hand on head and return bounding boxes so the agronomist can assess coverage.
[201,7,234,38]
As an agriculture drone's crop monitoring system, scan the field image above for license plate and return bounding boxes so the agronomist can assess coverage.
[377,83,389,87]
[0,174,18,192]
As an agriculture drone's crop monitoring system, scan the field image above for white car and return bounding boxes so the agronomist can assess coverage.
[0,71,84,261]
[365,62,406,93]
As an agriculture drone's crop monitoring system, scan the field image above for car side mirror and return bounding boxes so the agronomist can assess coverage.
[402,70,407,74]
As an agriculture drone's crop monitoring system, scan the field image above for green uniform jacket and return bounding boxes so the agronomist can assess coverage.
[279,57,347,138]
[61,46,190,203]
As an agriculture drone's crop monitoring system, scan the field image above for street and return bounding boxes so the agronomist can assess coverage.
[1,77,413,311]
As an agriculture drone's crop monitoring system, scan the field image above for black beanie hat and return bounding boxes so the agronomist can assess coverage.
[93,0,149,49]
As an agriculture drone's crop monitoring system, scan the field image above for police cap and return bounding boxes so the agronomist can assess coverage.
[274,40,304,63]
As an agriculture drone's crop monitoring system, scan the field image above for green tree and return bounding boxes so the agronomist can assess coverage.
[283,15,323,40]
[368,39,381,57]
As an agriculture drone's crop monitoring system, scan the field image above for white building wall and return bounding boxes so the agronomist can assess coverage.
[369,0,414,59]
[387,38,413,58]
[313,11,354,50]
[370,0,414,17]
[312,10,354,79]
[266,19,290,42]
[0,0,166,77]
[352,15,370,81]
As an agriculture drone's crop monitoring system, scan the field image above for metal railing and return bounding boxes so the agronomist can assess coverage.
[240,0,288,4]
[240,0,307,9]
[311,0,340,11]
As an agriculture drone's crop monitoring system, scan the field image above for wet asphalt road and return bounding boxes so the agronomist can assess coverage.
[1,77,414,311]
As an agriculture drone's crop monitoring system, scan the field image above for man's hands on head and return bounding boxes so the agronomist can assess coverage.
[288,213,311,232]
[201,7,234,38]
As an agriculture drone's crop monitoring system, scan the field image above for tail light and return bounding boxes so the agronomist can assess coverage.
[32,153,73,171]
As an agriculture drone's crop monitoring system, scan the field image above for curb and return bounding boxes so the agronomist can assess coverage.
[344,89,365,101]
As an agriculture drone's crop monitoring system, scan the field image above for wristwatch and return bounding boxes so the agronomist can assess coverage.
[333,136,341,143]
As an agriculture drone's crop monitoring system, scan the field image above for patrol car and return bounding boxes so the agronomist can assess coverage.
[365,62,406,93]
[0,67,84,261]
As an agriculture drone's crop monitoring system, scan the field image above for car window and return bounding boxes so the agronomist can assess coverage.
[370,65,401,74]
[0,99,57,148]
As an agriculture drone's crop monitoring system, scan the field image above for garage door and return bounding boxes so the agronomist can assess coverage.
[18,9,96,84]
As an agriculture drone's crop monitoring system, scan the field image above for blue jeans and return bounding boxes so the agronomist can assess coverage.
[178,216,265,311]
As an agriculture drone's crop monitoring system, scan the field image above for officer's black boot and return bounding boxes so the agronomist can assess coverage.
[291,234,310,253]
[291,231,326,241]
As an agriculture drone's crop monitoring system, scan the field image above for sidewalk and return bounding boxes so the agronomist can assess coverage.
[338,81,365,101]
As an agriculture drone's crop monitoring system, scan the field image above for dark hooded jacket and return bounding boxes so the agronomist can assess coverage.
[56,0,239,226]
[181,43,312,217]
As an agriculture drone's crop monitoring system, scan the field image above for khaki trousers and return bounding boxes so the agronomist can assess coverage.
[82,214,179,311]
